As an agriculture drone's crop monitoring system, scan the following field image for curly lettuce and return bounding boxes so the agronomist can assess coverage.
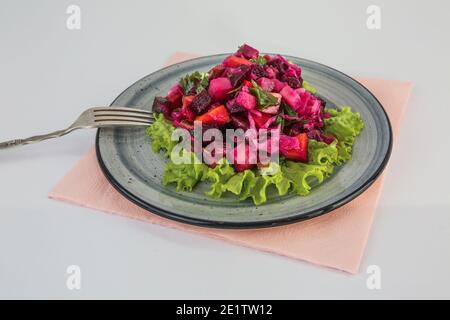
[162,153,209,192]
[223,163,291,205]
[145,113,176,156]
[147,106,364,205]
[323,106,364,164]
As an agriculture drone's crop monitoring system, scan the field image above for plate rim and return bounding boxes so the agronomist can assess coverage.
[95,53,393,229]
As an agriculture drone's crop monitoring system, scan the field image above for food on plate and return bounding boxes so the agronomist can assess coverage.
[147,44,364,205]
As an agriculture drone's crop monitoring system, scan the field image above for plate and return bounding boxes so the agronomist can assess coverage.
[96,54,392,228]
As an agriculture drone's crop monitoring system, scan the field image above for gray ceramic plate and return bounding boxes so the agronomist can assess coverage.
[96,54,392,228]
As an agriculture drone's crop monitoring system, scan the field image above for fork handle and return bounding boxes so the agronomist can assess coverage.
[0,127,76,149]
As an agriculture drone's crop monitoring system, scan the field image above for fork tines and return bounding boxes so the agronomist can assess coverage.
[93,107,154,125]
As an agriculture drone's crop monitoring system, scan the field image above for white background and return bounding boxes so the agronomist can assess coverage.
[0,0,449,299]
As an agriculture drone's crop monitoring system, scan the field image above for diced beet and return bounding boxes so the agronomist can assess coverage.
[251,112,272,129]
[280,85,301,110]
[208,64,226,80]
[307,129,335,144]
[173,119,195,131]
[230,114,250,130]
[226,98,246,114]
[208,77,233,102]
[268,57,288,74]
[280,133,308,162]
[285,63,302,78]
[236,91,257,110]
[250,64,268,80]
[152,97,172,119]
[171,108,183,122]
[166,84,183,108]
[273,54,302,78]
[237,44,259,59]
[181,96,196,122]
[281,75,302,89]
[286,122,304,136]
[264,66,278,79]
[295,88,306,95]
[226,65,250,87]
[256,78,275,92]
[189,90,212,115]
[272,79,286,92]
[233,144,256,172]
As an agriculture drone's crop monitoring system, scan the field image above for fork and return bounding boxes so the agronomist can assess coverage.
[0,106,154,149]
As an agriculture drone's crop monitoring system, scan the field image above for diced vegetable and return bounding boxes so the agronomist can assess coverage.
[236,91,257,110]
[279,85,301,110]
[208,77,233,102]
[167,84,183,108]
[189,90,212,115]
[195,105,230,126]
[223,55,253,68]
[237,44,259,59]
[280,133,308,162]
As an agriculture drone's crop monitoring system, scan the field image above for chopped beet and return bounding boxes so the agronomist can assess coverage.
[236,91,257,110]
[171,108,186,124]
[230,114,250,130]
[250,64,268,80]
[166,84,183,108]
[208,64,226,80]
[286,122,304,136]
[226,65,250,87]
[152,97,172,118]
[281,76,302,89]
[208,77,233,102]
[256,78,275,92]
[268,58,288,74]
[189,90,212,115]
[272,79,286,92]
[237,44,259,59]
[226,98,246,114]
[280,85,301,110]
[307,129,335,144]
[264,65,278,79]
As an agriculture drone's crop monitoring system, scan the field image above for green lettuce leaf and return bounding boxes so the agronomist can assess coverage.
[146,113,176,156]
[323,106,364,164]
[201,160,235,198]
[282,161,328,196]
[162,152,209,192]
[224,163,291,205]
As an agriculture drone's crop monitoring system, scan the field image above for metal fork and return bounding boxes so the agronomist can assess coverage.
[0,106,154,149]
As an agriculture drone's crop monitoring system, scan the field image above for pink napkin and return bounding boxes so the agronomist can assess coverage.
[49,52,412,274]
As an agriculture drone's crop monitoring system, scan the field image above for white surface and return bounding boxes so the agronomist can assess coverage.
[0,0,449,299]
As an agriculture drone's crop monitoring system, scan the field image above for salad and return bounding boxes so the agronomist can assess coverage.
[147,44,364,205]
